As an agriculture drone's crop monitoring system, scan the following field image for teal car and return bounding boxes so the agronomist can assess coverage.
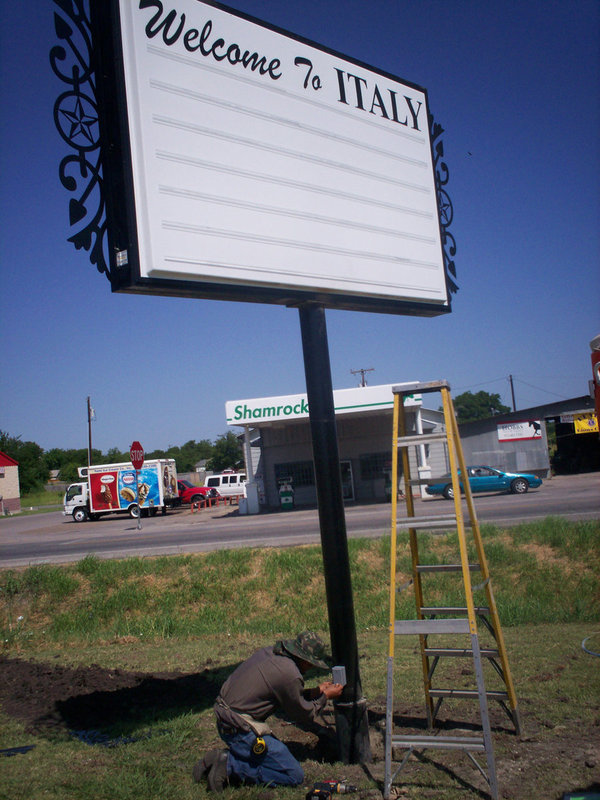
[425,466,543,499]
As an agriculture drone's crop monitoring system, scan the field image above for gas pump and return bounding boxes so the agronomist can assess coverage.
[278,476,294,510]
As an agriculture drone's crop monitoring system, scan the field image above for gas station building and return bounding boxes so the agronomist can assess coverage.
[226,383,447,509]
[226,384,598,511]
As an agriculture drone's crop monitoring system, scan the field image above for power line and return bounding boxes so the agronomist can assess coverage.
[454,377,507,392]
[510,376,570,400]
[455,375,571,403]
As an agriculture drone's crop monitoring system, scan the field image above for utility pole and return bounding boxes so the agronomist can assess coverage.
[508,375,516,412]
[351,367,374,387]
[87,396,94,467]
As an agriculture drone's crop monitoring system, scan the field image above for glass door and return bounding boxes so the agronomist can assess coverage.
[340,460,354,501]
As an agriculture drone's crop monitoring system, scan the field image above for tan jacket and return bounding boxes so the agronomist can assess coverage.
[214,645,329,734]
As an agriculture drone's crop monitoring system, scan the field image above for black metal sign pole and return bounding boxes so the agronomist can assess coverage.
[298,303,371,764]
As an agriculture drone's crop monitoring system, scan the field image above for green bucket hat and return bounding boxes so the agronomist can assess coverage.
[280,631,330,670]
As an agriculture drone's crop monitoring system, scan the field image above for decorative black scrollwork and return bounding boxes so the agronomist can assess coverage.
[430,114,458,295]
[50,0,108,278]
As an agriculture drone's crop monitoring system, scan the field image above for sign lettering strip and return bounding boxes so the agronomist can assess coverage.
[158,186,436,245]
[155,151,435,219]
[162,259,444,298]
[162,223,440,267]
[161,227,441,278]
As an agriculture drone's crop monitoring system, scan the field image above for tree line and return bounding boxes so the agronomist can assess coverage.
[2,391,509,495]
[0,430,244,494]
[452,391,510,422]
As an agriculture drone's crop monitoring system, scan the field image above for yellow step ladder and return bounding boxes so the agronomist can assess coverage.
[384,381,520,800]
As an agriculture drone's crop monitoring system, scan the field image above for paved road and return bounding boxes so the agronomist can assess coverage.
[1,473,598,567]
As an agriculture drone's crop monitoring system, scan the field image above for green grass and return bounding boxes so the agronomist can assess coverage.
[511,516,598,555]
[0,519,599,799]
[1,519,598,646]
[0,487,65,517]
[1,625,598,800]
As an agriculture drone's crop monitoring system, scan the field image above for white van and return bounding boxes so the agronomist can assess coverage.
[205,471,247,498]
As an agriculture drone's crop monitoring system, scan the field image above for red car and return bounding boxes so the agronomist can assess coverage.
[177,480,221,506]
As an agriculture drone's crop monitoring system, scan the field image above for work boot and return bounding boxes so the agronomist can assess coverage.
[192,749,222,783]
[207,750,229,793]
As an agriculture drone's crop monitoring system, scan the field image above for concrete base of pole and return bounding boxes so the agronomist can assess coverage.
[334,698,372,764]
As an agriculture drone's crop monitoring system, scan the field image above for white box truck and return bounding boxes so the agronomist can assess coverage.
[63,459,179,522]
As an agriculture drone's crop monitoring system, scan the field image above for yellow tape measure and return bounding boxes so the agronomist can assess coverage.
[252,736,267,755]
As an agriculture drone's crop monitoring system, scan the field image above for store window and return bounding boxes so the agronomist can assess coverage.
[359,452,391,480]
[274,461,315,487]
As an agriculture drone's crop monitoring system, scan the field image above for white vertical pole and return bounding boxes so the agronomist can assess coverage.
[243,427,255,482]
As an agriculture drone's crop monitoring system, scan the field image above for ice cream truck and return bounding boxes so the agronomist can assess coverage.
[63,459,179,522]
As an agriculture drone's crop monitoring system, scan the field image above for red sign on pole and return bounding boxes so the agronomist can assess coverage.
[130,441,144,470]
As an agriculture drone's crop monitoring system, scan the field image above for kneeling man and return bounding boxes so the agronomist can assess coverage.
[194,631,343,791]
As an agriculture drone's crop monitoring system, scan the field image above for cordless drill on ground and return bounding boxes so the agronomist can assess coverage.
[306,780,358,800]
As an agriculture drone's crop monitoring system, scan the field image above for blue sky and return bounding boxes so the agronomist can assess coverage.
[1,0,598,454]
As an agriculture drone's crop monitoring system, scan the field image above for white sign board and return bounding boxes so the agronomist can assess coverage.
[226,383,421,425]
[497,420,543,442]
[95,0,452,314]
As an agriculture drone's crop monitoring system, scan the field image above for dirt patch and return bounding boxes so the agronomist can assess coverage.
[0,655,221,736]
[518,540,577,570]
[1,657,599,799]
[367,696,600,799]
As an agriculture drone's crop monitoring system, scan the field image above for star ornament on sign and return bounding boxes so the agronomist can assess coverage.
[58,95,98,149]
[439,190,453,227]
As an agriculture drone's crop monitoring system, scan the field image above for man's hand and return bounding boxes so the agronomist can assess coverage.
[319,681,344,699]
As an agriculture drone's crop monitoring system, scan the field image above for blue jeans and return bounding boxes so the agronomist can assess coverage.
[219,729,304,787]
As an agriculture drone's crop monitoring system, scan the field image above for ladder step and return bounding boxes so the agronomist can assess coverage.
[429,689,509,701]
[391,734,485,752]
[416,564,480,573]
[396,514,458,530]
[420,606,490,615]
[392,380,451,396]
[395,618,470,636]
[424,647,499,658]
[397,432,447,447]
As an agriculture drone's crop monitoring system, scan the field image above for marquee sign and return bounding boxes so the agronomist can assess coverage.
[53,0,456,316]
